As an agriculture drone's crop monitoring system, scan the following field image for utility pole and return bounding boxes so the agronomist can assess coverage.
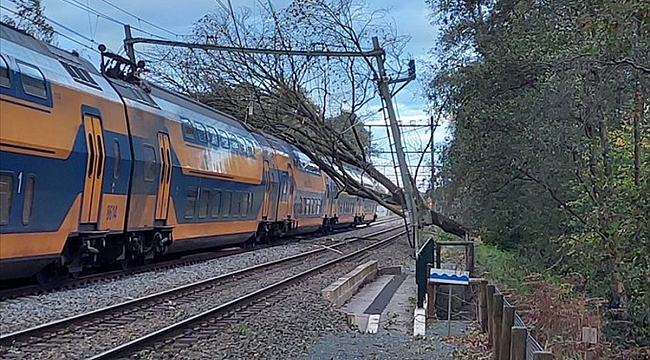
[430,115,435,210]
[119,32,421,248]
[123,25,136,64]
[372,37,420,249]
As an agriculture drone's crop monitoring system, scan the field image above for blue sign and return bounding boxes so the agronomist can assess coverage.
[429,268,470,285]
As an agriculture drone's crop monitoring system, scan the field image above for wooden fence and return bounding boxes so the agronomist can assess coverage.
[477,280,554,360]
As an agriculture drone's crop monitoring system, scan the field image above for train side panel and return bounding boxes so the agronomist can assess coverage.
[290,151,327,234]
[0,25,131,279]
[143,85,266,251]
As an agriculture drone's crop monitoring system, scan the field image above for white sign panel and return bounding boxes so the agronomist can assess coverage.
[429,268,470,285]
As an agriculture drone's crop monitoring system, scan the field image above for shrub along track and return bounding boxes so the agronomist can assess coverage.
[0,226,405,360]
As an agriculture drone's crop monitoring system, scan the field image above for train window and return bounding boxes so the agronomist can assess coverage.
[207,126,219,147]
[60,61,99,87]
[231,192,242,217]
[294,197,301,215]
[184,187,197,219]
[238,138,246,155]
[17,61,47,98]
[210,190,221,218]
[198,189,210,219]
[181,119,195,140]
[22,174,35,225]
[221,192,231,217]
[218,130,230,149]
[195,122,208,143]
[0,55,10,88]
[113,140,120,180]
[240,193,247,216]
[0,173,13,225]
[230,135,242,154]
[239,139,246,156]
[244,140,254,157]
[243,193,251,216]
[143,145,157,182]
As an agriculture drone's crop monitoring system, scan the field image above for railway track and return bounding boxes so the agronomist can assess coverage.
[0,217,399,301]
[0,226,405,360]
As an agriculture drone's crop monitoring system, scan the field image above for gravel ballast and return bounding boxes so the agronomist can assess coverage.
[128,233,460,360]
[0,220,400,335]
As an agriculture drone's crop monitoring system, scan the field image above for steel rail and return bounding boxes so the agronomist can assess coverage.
[0,225,401,347]
[87,229,406,360]
[0,217,398,301]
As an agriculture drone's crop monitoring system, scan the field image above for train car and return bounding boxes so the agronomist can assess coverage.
[0,23,132,281]
[0,22,378,282]
[107,77,268,258]
[251,132,296,241]
[284,146,327,235]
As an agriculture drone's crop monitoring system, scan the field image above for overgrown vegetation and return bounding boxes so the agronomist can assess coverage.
[427,0,650,352]
[475,244,532,294]
[2,0,55,44]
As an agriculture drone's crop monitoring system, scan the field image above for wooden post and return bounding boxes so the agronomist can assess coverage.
[426,265,436,320]
[510,326,527,360]
[499,305,515,360]
[532,351,553,360]
[479,280,488,333]
[468,242,475,276]
[487,284,496,345]
[435,242,441,268]
[492,293,504,359]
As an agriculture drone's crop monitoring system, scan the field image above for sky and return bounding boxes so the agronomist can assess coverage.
[2,0,449,191]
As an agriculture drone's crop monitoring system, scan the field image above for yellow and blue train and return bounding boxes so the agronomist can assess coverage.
[0,23,377,282]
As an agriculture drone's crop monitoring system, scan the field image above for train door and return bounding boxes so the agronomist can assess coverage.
[276,170,288,218]
[261,160,271,219]
[81,114,106,224]
[268,162,280,221]
[327,181,336,216]
[155,133,172,221]
[286,164,295,219]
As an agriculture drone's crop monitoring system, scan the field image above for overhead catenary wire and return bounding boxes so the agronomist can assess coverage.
[54,0,169,40]
[0,4,108,53]
[95,0,179,38]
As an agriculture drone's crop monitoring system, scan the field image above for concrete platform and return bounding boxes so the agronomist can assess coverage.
[340,267,417,335]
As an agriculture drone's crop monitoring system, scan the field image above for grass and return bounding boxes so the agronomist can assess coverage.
[475,243,536,294]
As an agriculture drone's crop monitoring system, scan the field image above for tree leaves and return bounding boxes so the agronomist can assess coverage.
[429,0,650,348]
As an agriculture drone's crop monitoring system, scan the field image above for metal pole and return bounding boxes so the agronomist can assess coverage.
[447,285,452,336]
[371,36,420,249]
[123,25,136,64]
[430,115,435,195]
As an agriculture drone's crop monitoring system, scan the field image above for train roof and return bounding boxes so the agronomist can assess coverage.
[0,22,100,76]
[0,22,385,194]
[148,82,253,134]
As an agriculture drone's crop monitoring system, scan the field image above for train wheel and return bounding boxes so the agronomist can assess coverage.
[34,263,68,285]
[241,235,256,249]
[119,257,132,271]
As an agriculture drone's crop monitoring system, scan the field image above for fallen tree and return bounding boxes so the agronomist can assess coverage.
[141,0,468,238]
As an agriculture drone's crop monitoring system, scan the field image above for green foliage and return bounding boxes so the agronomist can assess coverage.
[475,244,534,295]
[429,0,650,348]
[2,0,55,44]
[328,111,377,158]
